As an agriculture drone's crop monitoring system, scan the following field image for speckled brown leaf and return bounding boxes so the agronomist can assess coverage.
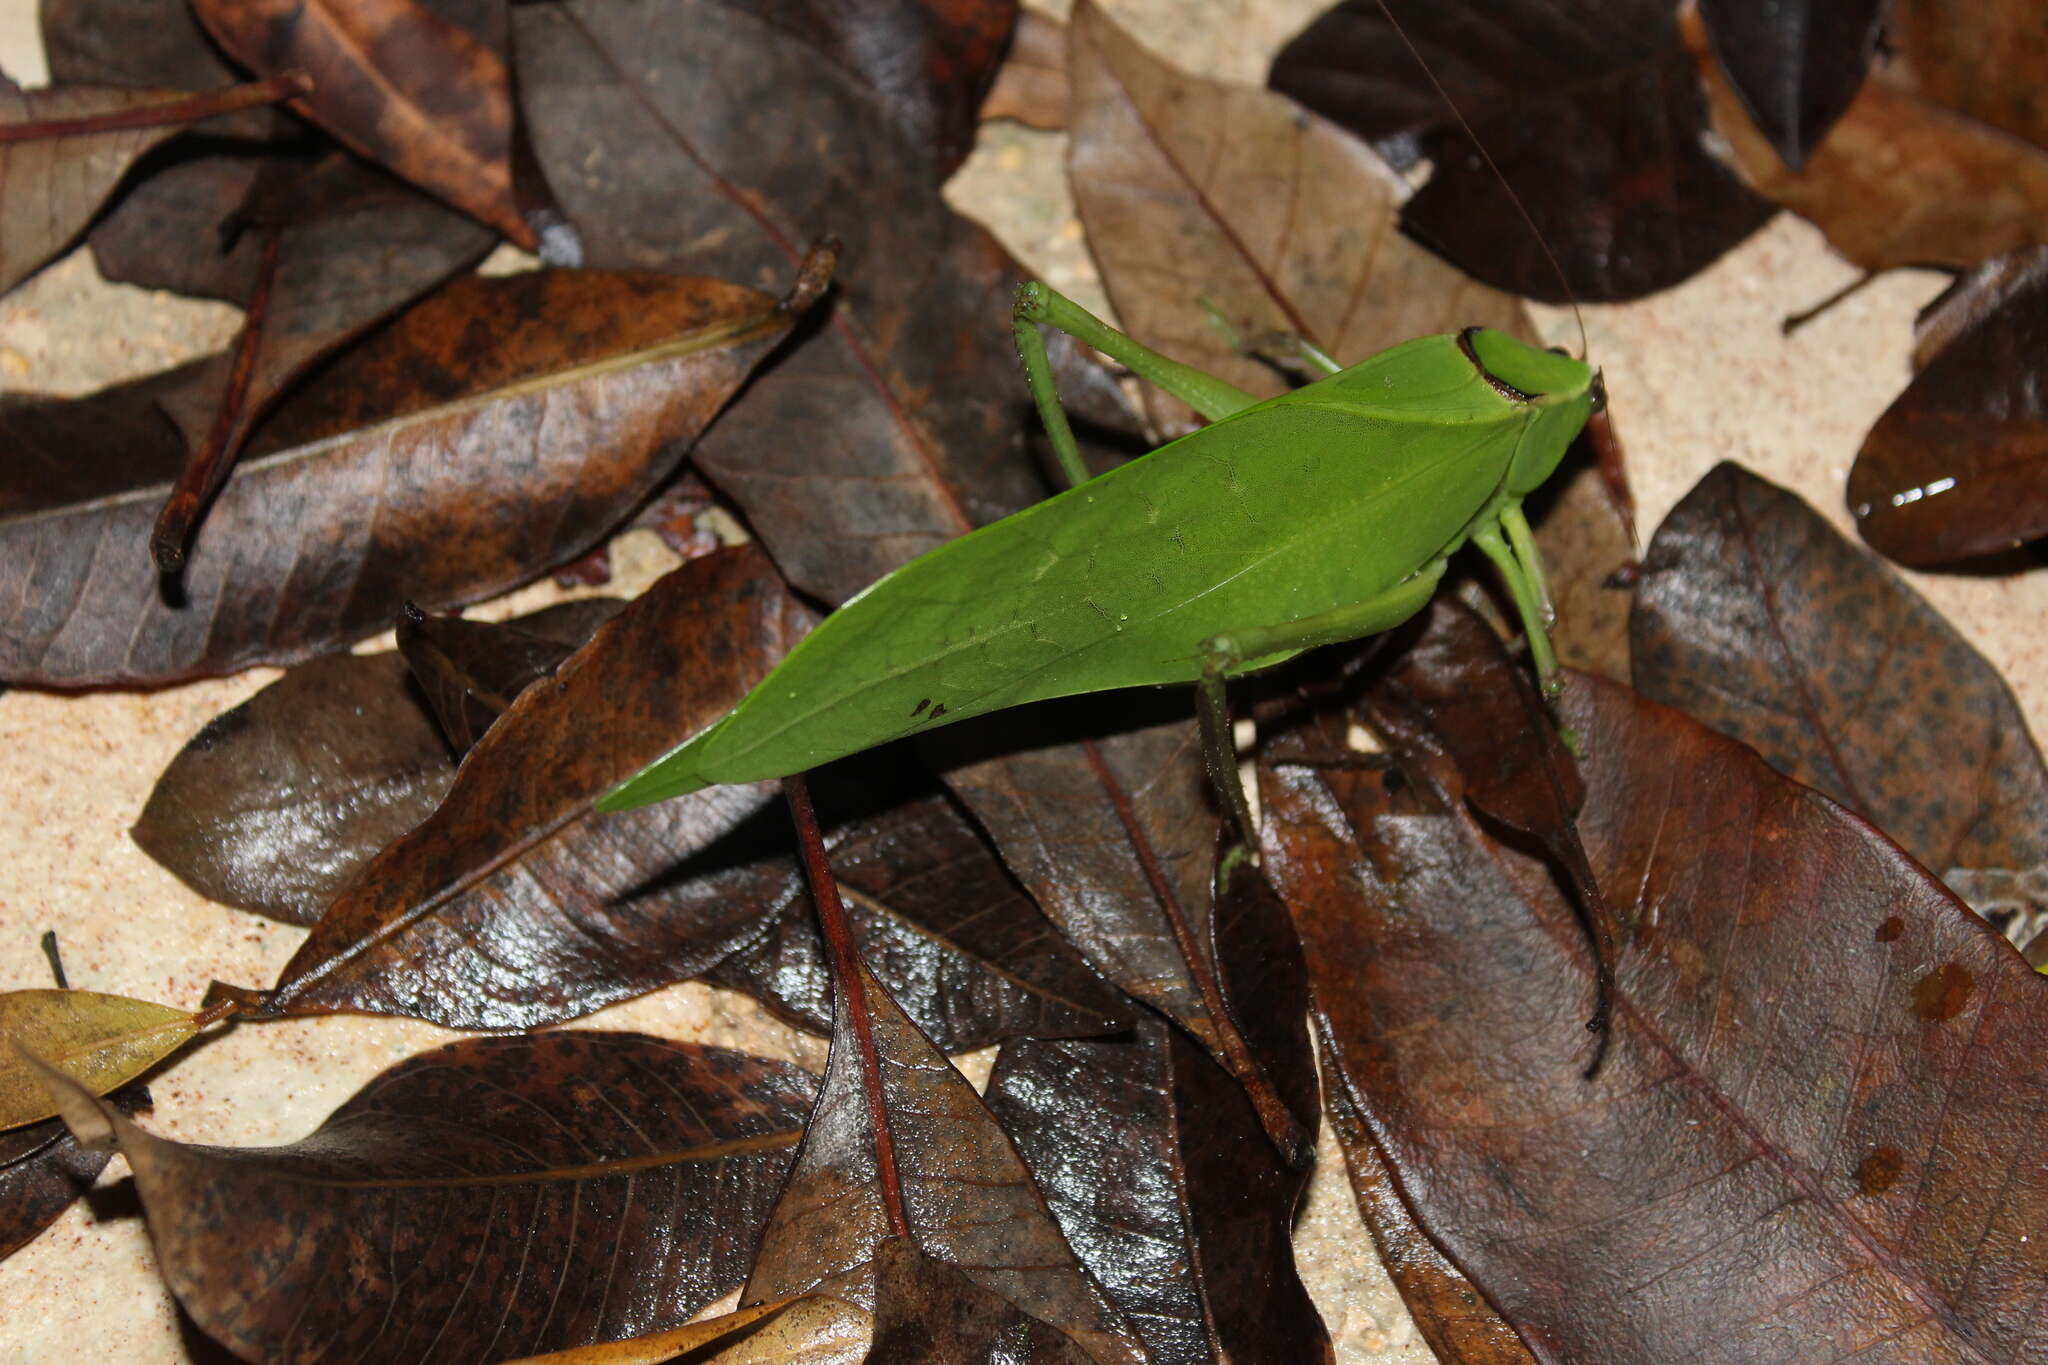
[1849,247,2048,566]
[0,75,250,295]
[133,599,620,925]
[1633,462,2048,942]
[1319,1102,1536,1365]
[740,0,1018,178]
[503,1296,871,1364]
[218,548,814,1027]
[703,783,1130,1054]
[1264,673,2048,1362]
[0,1086,147,1264]
[931,702,1313,1164]
[1696,0,1884,170]
[0,265,807,686]
[398,598,624,755]
[869,1236,1098,1363]
[1692,11,2048,272]
[43,0,241,92]
[515,0,1138,606]
[190,0,533,244]
[742,959,1144,1365]
[38,1032,814,1363]
[985,864,1328,1365]
[1068,0,1528,434]
[1269,0,1775,303]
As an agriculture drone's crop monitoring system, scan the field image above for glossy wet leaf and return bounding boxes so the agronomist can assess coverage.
[1269,0,1775,302]
[1849,247,2048,566]
[0,75,232,295]
[743,959,1144,1364]
[37,1032,814,1363]
[503,1296,870,1364]
[702,786,1130,1054]
[1266,673,2048,1362]
[0,265,805,686]
[0,991,195,1130]
[1633,463,2048,942]
[870,1237,1097,1363]
[1691,11,2048,272]
[932,703,1312,1163]
[398,598,624,755]
[983,860,1329,1365]
[516,0,1136,606]
[218,548,811,1027]
[133,599,620,925]
[1695,0,1883,170]
[190,0,533,244]
[1068,0,1527,435]
[0,1087,147,1264]
[742,0,1018,178]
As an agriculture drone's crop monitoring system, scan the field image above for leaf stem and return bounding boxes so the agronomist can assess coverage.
[782,774,912,1238]
[0,71,311,144]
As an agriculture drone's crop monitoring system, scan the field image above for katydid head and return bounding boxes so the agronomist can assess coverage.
[1463,327,1600,495]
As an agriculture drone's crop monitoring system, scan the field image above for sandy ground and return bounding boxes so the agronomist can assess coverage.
[0,2,2016,1362]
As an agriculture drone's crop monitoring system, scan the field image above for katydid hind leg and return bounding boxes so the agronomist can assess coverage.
[1013,281,1259,424]
[1473,512,1561,695]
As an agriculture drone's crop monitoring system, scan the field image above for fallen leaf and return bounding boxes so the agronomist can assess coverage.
[132,598,621,925]
[0,262,811,686]
[703,784,1131,1053]
[1690,10,2048,272]
[398,598,624,754]
[0,990,198,1129]
[515,0,1137,606]
[741,0,1019,177]
[0,1087,148,1264]
[1889,0,2048,152]
[36,1032,815,1363]
[44,0,245,92]
[502,1296,870,1364]
[0,73,299,295]
[1068,0,1527,434]
[1695,0,1884,170]
[980,9,1069,130]
[1269,0,1776,302]
[191,0,535,244]
[1849,246,2048,565]
[869,1236,1098,1363]
[743,959,1144,1365]
[221,548,814,1027]
[1632,462,2048,942]
[1265,673,2048,1362]
[88,149,275,303]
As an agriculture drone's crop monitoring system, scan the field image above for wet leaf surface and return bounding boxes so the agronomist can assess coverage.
[515,0,1136,606]
[1069,0,1528,435]
[0,990,198,1130]
[742,959,1144,1365]
[133,598,620,925]
[741,0,1018,179]
[931,703,1312,1163]
[1849,246,2048,566]
[0,1086,148,1264]
[1633,463,2048,941]
[1696,0,1883,170]
[703,783,1130,1054]
[190,0,533,244]
[0,265,802,686]
[0,76,236,295]
[1265,672,2048,1362]
[38,1032,815,1363]
[398,598,624,754]
[869,1236,1097,1363]
[988,862,1330,1365]
[219,547,813,1027]
[1691,9,2048,273]
[503,1295,870,1364]
[1269,0,1776,302]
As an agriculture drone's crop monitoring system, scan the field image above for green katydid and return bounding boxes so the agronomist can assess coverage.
[596,283,1603,846]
